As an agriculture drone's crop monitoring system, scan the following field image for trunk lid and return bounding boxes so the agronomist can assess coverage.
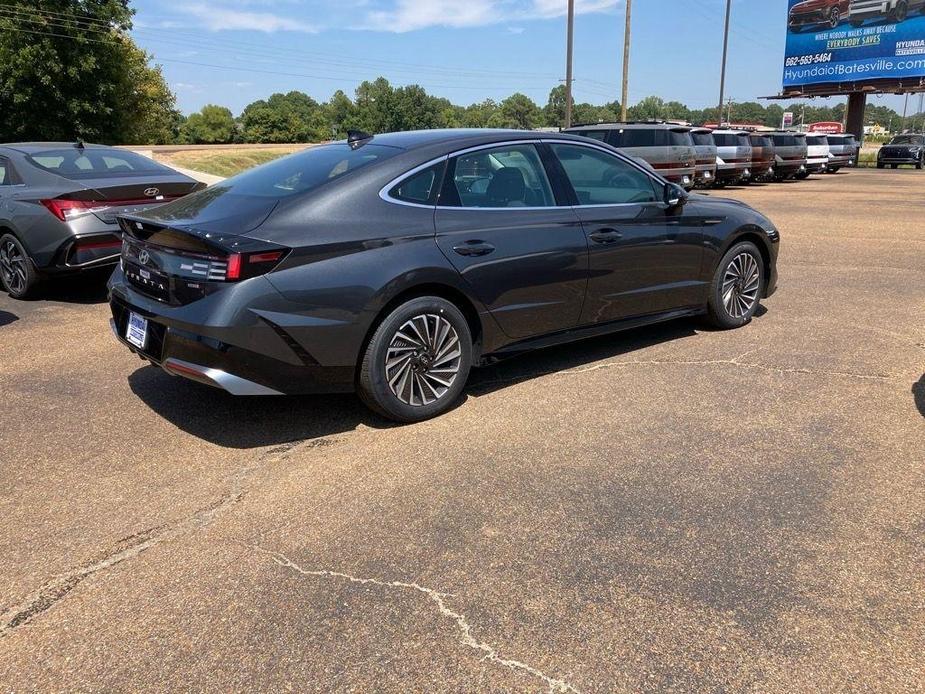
[60,175,204,223]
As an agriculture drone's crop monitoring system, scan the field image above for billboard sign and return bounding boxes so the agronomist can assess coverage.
[783,0,925,87]
[808,121,845,133]
[783,111,795,127]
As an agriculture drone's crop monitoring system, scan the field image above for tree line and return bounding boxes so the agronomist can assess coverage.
[0,2,915,146]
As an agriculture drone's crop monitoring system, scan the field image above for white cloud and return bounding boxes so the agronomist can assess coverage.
[180,4,318,33]
[362,0,617,33]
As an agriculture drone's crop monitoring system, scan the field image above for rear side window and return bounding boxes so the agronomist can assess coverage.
[447,144,555,208]
[668,130,693,147]
[208,143,399,199]
[575,130,608,142]
[26,148,173,179]
[614,129,659,147]
[552,143,658,205]
[389,162,445,205]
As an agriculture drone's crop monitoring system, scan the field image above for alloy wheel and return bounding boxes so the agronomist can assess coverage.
[385,313,461,406]
[829,8,840,27]
[721,252,761,319]
[0,239,26,295]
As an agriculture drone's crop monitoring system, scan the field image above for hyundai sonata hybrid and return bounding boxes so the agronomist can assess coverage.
[109,129,779,422]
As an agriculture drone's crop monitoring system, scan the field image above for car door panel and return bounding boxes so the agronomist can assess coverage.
[434,208,587,340]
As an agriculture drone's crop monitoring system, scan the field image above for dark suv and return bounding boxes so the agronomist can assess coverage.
[564,122,697,190]
[877,134,924,169]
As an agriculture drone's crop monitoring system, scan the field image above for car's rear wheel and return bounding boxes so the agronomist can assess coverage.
[0,234,39,299]
[707,241,764,329]
[889,1,908,21]
[829,7,840,26]
[358,296,472,422]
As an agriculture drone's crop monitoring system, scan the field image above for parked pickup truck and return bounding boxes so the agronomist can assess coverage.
[848,0,925,25]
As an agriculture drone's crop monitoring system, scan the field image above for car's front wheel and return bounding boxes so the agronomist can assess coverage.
[0,234,39,299]
[707,241,764,329]
[358,296,472,422]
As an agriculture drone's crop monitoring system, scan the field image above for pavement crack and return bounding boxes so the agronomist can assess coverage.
[1,437,341,637]
[259,548,580,693]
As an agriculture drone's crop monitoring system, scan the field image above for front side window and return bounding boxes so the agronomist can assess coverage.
[448,144,555,208]
[551,144,659,205]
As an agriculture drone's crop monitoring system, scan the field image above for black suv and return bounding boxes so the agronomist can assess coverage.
[877,135,924,170]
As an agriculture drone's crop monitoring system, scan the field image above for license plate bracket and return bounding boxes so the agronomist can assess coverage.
[126,311,148,349]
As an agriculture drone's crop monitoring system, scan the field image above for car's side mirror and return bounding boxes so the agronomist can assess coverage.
[664,183,689,208]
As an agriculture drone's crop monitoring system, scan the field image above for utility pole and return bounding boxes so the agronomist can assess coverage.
[717,0,732,126]
[900,92,909,132]
[621,0,632,122]
[564,0,575,128]
[726,98,734,125]
[917,92,925,132]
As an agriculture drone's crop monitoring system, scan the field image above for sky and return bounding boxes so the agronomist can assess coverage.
[130,0,914,116]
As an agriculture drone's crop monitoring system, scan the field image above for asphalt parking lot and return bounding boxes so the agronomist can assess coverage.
[1,168,923,692]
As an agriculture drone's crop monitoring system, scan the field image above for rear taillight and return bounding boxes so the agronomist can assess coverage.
[225,250,285,281]
[41,199,107,222]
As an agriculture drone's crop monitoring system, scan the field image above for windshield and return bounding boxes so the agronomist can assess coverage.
[27,148,175,179]
[215,143,400,198]
[889,135,924,145]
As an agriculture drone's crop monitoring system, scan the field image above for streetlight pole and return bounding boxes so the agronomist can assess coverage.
[717,0,732,126]
[621,0,632,121]
[565,0,575,128]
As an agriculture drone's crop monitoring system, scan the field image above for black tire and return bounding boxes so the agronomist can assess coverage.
[0,233,40,299]
[358,296,472,423]
[892,164,898,169]
[829,166,841,173]
[877,162,885,169]
[794,171,809,180]
[889,1,907,21]
[706,241,764,330]
[916,156,923,170]
[829,7,840,27]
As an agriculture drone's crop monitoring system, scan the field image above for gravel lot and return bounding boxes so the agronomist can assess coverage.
[1,169,922,692]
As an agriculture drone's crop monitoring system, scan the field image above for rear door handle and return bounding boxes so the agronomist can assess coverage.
[453,240,495,257]
[588,228,623,244]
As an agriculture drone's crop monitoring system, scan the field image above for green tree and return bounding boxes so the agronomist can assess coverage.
[0,0,180,143]
[179,105,236,144]
[389,84,440,131]
[628,95,667,121]
[325,89,355,138]
[497,93,541,129]
[462,99,500,128]
[241,91,327,143]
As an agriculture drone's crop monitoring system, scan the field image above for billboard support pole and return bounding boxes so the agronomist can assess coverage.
[846,92,867,142]
[717,0,732,126]
[900,93,909,132]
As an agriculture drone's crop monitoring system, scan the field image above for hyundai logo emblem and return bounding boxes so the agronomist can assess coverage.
[138,250,150,265]
[144,187,160,197]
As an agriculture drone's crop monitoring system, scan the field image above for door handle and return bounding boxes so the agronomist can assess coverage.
[453,240,495,257]
[588,228,623,244]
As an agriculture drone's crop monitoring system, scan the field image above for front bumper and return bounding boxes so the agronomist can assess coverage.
[789,10,827,26]
[878,155,921,164]
[108,271,356,395]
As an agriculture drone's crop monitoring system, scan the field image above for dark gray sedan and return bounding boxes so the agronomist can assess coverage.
[0,143,203,298]
[109,129,779,422]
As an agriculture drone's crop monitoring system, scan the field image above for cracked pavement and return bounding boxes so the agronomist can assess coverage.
[1,169,923,691]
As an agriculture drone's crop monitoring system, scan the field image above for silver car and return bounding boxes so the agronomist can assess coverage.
[768,132,809,181]
[825,134,858,171]
[0,143,203,298]
[690,128,718,187]
[712,130,753,187]
[564,123,697,190]
[801,134,831,177]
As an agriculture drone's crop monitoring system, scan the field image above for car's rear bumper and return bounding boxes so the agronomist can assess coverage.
[108,272,357,395]
[715,162,750,182]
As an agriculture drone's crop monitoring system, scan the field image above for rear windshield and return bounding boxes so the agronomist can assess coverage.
[771,135,801,146]
[213,143,399,198]
[749,136,772,147]
[712,133,749,147]
[27,148,174,179]
[691,132,715,146]
[806,136,828,145]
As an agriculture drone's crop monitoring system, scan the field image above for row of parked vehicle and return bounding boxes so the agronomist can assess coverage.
[563,122,862,190]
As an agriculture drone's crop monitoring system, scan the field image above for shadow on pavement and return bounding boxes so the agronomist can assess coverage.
[128,317,710,447]
[33,271,111,305]
[914,375,925,418]
[469,318,700,396]
[0,310,18,327]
